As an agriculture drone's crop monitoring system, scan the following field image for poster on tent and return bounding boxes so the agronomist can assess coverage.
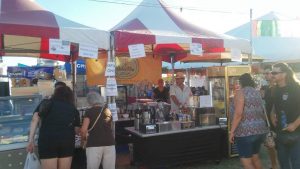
[128,44,146,59]
[105,62,116,77]
[105,77,118,96]
[79,43,98,59]
[231,48,242,62]
[190,43,203,56]
[86,55,161,86]
[49,39,70,55]
[108,103,118,121]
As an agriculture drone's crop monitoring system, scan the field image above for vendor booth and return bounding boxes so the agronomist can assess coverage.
[84,0,253,168]
[0,0,109,168]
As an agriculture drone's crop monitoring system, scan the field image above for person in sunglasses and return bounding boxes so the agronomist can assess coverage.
[260,65,279,169]
[271,62,300,169]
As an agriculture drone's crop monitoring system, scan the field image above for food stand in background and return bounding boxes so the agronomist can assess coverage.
[207,65,251,157]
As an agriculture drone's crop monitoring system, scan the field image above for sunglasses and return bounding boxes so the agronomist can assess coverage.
[271,71,284,75]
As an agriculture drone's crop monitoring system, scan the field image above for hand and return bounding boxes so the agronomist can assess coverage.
[270,113,277,127]
[229,132,235,144]
[282,123,297,132]
[26,142,34,153]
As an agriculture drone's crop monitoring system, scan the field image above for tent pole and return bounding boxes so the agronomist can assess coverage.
[109,32,116,139]
[249,8,253,65]
[170,53,175,82]
[0,34,4,58]
[71,51,77,106]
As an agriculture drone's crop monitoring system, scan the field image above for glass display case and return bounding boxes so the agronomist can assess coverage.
[0,94,42,151]
[207,66,251,157]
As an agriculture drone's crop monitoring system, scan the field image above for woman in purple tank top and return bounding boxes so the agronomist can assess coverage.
[230,73,268,169]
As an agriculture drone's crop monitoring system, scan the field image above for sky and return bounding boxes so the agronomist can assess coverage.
[3,0,300,67]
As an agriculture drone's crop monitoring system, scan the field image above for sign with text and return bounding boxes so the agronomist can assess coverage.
[105,77,118,96]
[190,43,203,56]
[108,103,118,121]
[128,44,146,59]
[105,62,116,77]
[199,95,213,108]
[79,43,98,59]
[231,48,242,62]
[49,39,70,55]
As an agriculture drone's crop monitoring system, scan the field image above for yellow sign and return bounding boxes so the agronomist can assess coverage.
[86,55,162,86]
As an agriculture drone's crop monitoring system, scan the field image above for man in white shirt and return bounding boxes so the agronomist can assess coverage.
[170,72,192,113]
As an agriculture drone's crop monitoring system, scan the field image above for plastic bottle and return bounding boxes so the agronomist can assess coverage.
[281,110,288,129]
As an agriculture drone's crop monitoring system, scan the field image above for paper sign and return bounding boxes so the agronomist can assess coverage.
[108,103,118,121]
[105,62,116,77]
[105,78,118,96]
[231,48,242,62]
[190,43,203,56]
[128,44,146,58]
[49,39,70,55]
[79,43,98,59]
[199,95,213,108]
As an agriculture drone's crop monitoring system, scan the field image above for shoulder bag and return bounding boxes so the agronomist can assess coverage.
[81,106,105,148]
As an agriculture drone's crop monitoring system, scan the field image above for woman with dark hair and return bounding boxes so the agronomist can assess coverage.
[27,86,80,169]
[271,62,300,169]
[230,73,268,169]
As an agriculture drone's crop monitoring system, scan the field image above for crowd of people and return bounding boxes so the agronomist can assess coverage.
[25,62,300,169]
[230,62,300,169]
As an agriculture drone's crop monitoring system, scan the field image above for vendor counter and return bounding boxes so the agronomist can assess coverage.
[126,125,228,168]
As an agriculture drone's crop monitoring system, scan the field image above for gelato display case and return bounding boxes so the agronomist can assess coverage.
[207,66,251,157]
[0,94,42,169]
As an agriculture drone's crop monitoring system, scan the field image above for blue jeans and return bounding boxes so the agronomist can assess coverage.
[276,137,300,169]
[235,134,265,158]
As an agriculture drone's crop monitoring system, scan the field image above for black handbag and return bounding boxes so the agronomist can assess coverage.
[277,131,300,145]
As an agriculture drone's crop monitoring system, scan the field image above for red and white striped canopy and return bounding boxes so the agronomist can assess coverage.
[111,0,251,62]
[0,0,109,61]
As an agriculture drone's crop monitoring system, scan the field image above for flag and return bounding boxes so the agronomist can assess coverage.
[252,20,279,37]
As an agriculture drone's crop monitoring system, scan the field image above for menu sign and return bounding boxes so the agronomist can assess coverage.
[105,77,118,96]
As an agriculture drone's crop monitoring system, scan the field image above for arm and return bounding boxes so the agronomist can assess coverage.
[26,112,40,153]
[80,118,90,141]
[270,105,277,127]
[229,90,244,143]
[283,117,300,132]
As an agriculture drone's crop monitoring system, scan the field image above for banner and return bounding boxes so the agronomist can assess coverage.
[7,67,54,79]
[86,55,162,86]
[65,59,86,75]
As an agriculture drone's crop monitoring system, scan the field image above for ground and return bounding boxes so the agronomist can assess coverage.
[116,146,270,169]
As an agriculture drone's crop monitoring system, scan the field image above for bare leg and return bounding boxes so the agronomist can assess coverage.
[252,154,263,169]
[41,158,58,169]
[57,156,72,169]
[267,147,279,169]
[240,157,255,169]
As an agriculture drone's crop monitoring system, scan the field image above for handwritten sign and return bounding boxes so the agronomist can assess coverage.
[128,44,146,59]
[79,43,98,59]
[105,77,118,96]
[49,39,70,55]
[108,103,118,121]
[199,95,213,108]
[231,48,242,62]
[190,43,203,56]
[105,62,116,77]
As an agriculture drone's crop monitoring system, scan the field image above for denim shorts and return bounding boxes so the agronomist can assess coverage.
[235,133,266,158]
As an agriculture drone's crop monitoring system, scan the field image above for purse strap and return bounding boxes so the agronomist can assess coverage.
[88,105,106,132]
[262,103,271,128]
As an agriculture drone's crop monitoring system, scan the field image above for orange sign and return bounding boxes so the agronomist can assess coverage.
[86,55,162,86]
